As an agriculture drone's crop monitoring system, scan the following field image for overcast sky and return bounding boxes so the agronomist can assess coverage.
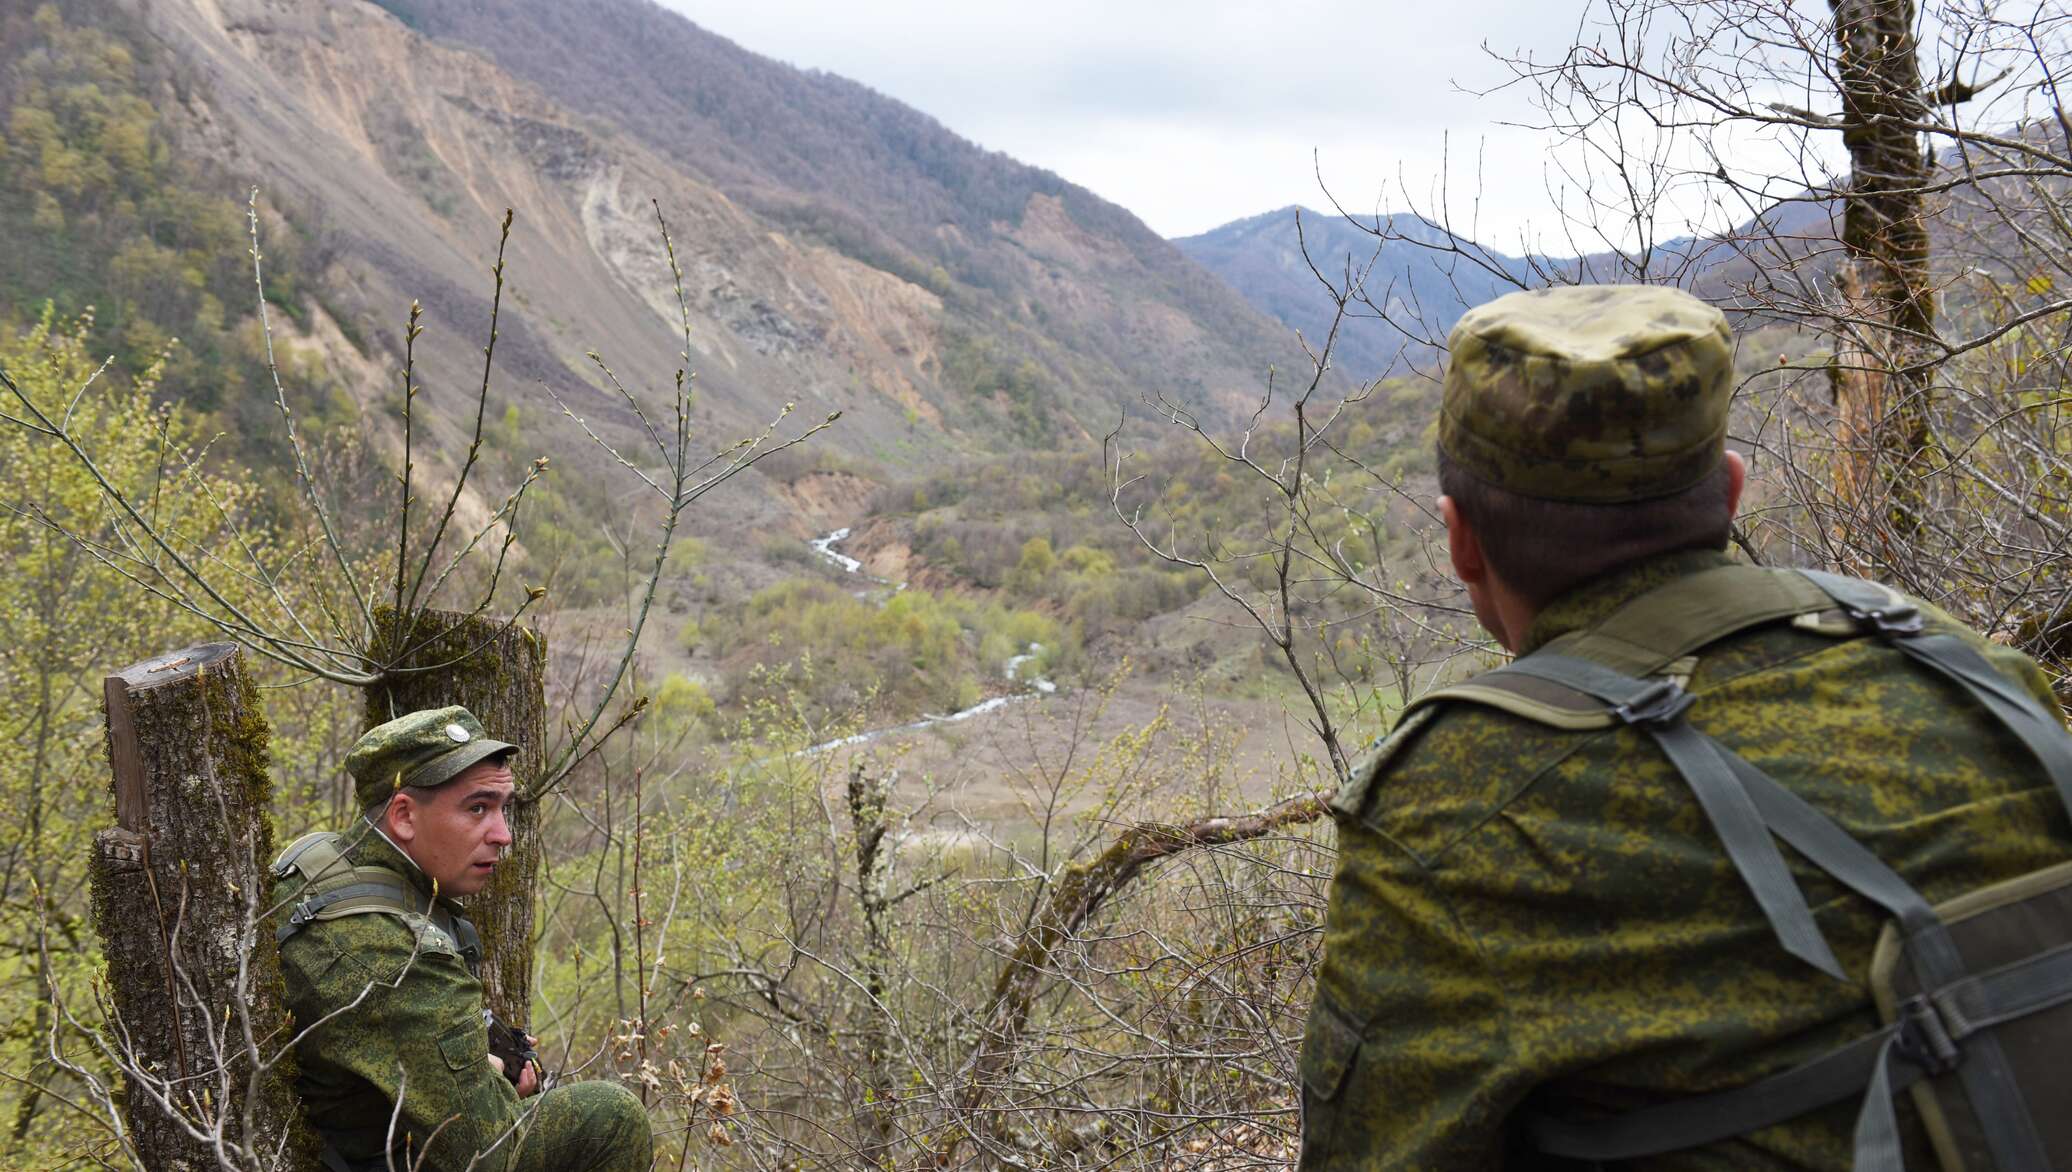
[654,1,1600,244]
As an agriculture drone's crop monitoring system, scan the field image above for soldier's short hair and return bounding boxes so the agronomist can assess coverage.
[1437,448,1735,609]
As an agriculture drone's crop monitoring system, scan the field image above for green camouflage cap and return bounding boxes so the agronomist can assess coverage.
[1439,284,1734,503]
[346,706,518,810]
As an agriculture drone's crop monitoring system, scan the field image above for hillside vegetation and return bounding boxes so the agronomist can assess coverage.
[0,0,2065,1168]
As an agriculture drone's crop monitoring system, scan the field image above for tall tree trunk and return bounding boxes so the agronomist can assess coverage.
[365,608,546,1025]
[845,763,899,1163]
[1829,0,1940,542]
[90,642,317,1171]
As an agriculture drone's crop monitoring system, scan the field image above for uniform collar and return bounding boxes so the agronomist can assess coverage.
[1516,549,1739,656]
[347,817,449,908]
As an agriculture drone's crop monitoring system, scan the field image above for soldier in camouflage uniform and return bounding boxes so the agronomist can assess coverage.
[275,707,653,1172]
[1299,285,2071,1169]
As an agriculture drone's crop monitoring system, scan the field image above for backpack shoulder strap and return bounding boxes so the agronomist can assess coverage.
[1399,563,1835,732]
[272,832,426,945]
[1545,562,1836,676]
[1797,569,2072,820]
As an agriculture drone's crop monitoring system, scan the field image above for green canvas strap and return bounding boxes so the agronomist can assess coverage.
[1528,1021,1918,1161]
[274,875,427,944]
[1542,563,1837,677]
[269,832,481,974]
[1399,564,1839,731]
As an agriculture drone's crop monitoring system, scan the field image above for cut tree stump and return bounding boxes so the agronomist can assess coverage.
[90,642,317,1171]
[366,608,547,1024]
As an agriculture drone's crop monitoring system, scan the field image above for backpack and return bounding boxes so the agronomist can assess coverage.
[1395,564,2072,1171]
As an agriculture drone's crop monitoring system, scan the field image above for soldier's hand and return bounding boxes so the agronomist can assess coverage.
[486,1053,542,1097]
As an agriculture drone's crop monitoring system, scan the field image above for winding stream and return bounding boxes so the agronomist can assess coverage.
[802,528,1056,753]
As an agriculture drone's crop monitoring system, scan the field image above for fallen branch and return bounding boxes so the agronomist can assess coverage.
[943,789,1331,1165]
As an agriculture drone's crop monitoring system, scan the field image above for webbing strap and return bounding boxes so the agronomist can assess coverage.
[1720,751,2057,1172]
[1720,752,1943,939]
[1796,570,2072,819]
[1500,654,1845,980]
[1545,563,1836,677]
[1937,941,2072,1039]
[1896,636,2072,816]
[274,879,424,944]
[1854,1031,1909,1172]
[1794,575,2065,1171]
[1527,1024,1914,1161]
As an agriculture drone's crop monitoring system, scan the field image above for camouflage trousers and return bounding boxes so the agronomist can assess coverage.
[505,1081,653,1172]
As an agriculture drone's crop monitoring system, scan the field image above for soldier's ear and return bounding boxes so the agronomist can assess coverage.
[1723,450,1747,520]
[1441,495,1488,587]
[385,791,418,844]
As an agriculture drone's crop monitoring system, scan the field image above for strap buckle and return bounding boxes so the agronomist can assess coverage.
[1893,995,1963,1077]
[1843,598,1925,637]
[1610,679,1697,727]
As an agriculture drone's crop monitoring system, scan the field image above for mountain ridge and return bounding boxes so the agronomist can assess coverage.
[48,0,1317,543]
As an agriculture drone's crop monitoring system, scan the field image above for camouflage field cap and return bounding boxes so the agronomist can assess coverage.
[346,706,518,810]
[1440,284,1734,503]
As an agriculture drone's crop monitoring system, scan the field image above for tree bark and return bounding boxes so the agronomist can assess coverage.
[845,763,899,1163]
[90,642,317,1171]
[1829,0,1940,539]
[365,608,547,1024]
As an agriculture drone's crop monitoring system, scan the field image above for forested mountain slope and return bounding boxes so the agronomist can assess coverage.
[4,0,1312,544]
[360,0,1297,445]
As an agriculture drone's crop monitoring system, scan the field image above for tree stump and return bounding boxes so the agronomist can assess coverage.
[366,608,547,1024]
[89,642,317,1171]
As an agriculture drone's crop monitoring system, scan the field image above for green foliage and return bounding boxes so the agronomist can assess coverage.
[713,576,1069,723]
[0,307,331,1151]
[935,328,1057,444]
[0,2,340,462]
[521,477,628,608]
[647,671,717,739]
[665,533,709,574]
[1008,534,1055,592]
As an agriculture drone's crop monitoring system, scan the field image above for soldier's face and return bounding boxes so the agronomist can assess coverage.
[392,758,517,897]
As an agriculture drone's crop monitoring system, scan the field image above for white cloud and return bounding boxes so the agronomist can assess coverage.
[656,0,1583,238]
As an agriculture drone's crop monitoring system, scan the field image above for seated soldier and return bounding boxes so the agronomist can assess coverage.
[273,706,652,1172]
[1300,285,2072,1169]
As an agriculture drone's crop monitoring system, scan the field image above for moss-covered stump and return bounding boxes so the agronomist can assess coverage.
[91,642,318,1171]
[365,607,547,1024]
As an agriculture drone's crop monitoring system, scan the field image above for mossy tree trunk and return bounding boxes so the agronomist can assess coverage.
[90,642,317,1171]
[365,608,547,1024]
[1828,0,1938,540]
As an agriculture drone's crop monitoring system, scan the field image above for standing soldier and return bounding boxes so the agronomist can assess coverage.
[1300,285,2072,1169]
[273,706,653,1172]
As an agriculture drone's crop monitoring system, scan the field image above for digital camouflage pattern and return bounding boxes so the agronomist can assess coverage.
[1439,285,1735,503]
[1299,550,2072,1170]
[275,826,651,1172]
[346,705,518,810]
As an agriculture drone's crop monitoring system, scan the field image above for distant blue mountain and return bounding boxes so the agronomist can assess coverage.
[1175,201,1843,382]
[1173,208,1529,382]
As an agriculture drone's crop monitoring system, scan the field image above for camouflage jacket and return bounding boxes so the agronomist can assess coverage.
[1300,550,2072,1170]
[277,826,523,1172]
